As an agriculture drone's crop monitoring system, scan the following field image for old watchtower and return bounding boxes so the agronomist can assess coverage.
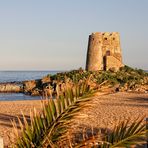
[86,32,123,71]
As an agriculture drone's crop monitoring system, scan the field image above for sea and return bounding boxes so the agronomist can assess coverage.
[0,71,59,101]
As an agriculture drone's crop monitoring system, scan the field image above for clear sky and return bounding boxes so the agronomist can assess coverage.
[0,0,148,70]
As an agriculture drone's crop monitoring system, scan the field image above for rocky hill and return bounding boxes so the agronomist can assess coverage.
[22,65,148,96]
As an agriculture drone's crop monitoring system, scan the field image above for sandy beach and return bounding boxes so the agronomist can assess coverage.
[0,100,42,147]
[72,92,148,130]
[1,92,148,147]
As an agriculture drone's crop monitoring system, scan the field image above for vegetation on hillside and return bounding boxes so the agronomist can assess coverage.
[47,65,148,94]
[24,65,148,96]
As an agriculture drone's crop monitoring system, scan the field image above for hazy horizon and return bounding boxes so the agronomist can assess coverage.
[0,0,148,70]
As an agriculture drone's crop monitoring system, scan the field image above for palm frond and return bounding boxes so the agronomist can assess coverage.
[107,117,146,147]
[75,117,146,148]
[12,77,93,147]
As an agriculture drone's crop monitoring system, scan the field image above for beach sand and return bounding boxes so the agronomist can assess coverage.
[70,92,148,148]
[0,100,42,147]
[72,92,148,130]
[0,92,148,147]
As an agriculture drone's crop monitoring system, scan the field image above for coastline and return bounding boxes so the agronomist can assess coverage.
[0,70,58,95]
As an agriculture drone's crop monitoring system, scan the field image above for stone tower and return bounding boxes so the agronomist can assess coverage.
[86,32,123,71]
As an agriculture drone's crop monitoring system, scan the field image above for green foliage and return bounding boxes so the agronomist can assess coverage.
[75,117,146,148]
[12,76,93,147]
[105,117,146,147]
[48,66,148,90]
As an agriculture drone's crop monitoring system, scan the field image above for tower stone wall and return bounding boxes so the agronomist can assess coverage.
[86,32,123,71]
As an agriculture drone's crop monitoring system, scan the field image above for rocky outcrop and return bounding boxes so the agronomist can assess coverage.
[41,76,51,84]
[31,88,41,96]
[23,80,37,93]
[117,83,148,93]
[0,69,147,96]
[0,83,21,92]
[134,85,148,93]
[22,76,51,96]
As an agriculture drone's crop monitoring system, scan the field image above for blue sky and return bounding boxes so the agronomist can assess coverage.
[0,0,148,70]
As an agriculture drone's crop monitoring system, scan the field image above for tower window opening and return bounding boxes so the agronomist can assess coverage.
[106,50,110,56]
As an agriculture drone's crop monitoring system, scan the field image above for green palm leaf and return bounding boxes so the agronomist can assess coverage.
[12,77,92,148]
[105,117,146,147]
[76,117,146,148]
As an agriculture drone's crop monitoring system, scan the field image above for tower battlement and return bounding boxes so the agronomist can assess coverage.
[86,32,123,71]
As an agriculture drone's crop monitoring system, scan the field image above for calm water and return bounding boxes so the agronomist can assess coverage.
[0,71,58,82]
[0,93,43,101]
[0,71,58,101]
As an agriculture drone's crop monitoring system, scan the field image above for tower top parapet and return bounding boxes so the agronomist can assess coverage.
[91,32,119,35]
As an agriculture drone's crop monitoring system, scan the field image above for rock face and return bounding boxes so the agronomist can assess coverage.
[22,76,51,96]
[86,32,123,71]
[0,83,21,92]
[41,76,51,84]
[23,80,37,92]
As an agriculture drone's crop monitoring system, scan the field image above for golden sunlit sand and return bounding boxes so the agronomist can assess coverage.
[1,92,148,147]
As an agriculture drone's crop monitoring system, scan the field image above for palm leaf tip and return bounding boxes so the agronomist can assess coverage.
[105,117,146,147]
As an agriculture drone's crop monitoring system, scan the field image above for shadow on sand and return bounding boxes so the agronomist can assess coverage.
[0,113,30,129]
